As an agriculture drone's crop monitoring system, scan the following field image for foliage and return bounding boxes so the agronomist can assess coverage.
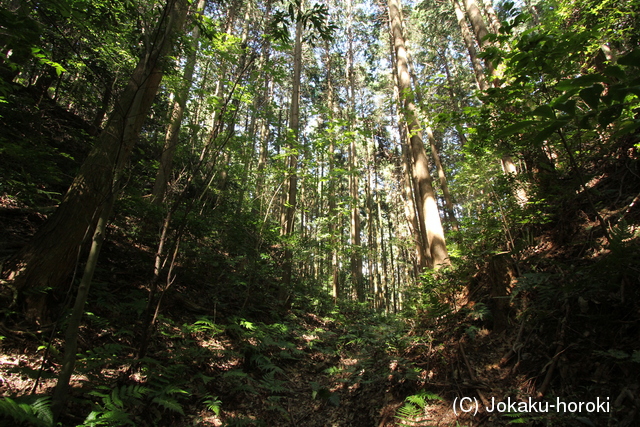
[0,395,54,427]
[1,0,639,425]
[270,0,338,45]
[395,390,442,426]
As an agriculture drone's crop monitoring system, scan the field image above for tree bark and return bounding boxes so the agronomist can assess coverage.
[346,0,364,301]
[324,43,340,302]
[3,0,189,322]
[51,189,115,419]
[463,0,490,48]
[152,0,206,204]
[279,11,304,305]
[452,0,488,91]
[480,0,501,35]
[426,127,459,231]
[388,0,450,268]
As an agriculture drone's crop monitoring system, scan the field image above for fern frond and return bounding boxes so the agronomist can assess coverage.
[0,395,53,427]
[395,390,442,427]
[151,396,184,415]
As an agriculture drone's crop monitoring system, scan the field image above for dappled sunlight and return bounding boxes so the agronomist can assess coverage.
[1,0,638,424]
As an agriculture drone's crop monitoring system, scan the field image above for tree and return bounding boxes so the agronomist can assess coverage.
[3,0,189,321]
[151,0,207,204]
[452,0,487,91]
[272,0,335,303]
[388,0,450,268]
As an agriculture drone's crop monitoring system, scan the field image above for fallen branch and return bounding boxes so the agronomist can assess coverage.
[459,341,489,407]
[500,318,525,366]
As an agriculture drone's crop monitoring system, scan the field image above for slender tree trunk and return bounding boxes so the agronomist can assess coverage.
[386,210,397,313]
[346,0,364,301]
[401,140,428,270]
[375,163,389,311]
[462,0,502,84]
[51,189,116,418]
[324,43,340,302]
[452,0,487,91]
[438,49,469,146]
[254,33,273,212]
[3,0,188,321]
[152,0,206,204]
[389,29,429,271]
[463,0,490,48]
[480,0,501,34]
[92,76,115,132]
[454,0,528,205]
[426,127,459,231]
[279,12,304,304]
[365,139,375,303]
[350,134,363,301]
[388,0,449,268]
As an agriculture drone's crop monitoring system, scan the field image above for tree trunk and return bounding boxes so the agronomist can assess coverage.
[3,0,188,322]
[51,189,115,419]
[463,0,490,48]
[462,0,502,83]
[389,27,429,271]
[346,0,364,301]
[426,127,459,231]
[350,134,364,301]
[152,0,206,204]
[480,0,501,34]
[401,139,429,270]
[388,0,450,268]
[452,0,488,91]
[279,12,304,304]
[324,43,340,302]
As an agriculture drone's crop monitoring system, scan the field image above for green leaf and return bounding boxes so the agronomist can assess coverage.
[579,84,604,109]
[618,49,640,66]
[497,120,539,137]
[31,48,66,76]
[603,65,625,80]
[532,105,555,119]
[152,396,184,415]
[598,104,623,127]
[532,120,566,144]
[578,111,597,129]
[612,120,640,138]
[554,99,577,116]
[111,388,124,409]
[556,74,607,91]
[602,84,633,105]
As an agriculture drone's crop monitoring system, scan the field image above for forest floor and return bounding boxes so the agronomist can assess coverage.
[2,189,640,426]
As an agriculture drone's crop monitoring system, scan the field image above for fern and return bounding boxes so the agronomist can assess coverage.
[395,391,442,427]
[81,385,149,426]
[258,371,290,394]
[187,316,223,334]
[203,396,222,416]
[0,395,53,427]
[151,396,184,415]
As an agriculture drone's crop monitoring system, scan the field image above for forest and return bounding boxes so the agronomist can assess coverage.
[0,0,639,425]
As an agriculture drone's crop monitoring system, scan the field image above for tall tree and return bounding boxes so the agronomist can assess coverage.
[151,0,207,204]
[3,0,190,320]
[426,127,459,231]
[388,0,450,268]
[452,0,488,91]
[273,0,334,303]
[279,4,304,304]
[346,0,364,301]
